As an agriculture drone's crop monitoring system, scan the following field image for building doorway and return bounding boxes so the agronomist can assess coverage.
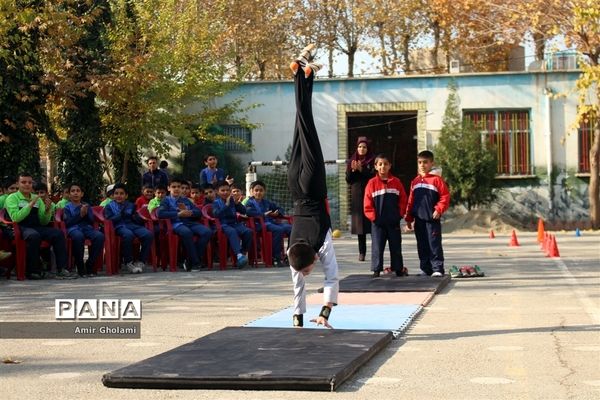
[347,112,418,191]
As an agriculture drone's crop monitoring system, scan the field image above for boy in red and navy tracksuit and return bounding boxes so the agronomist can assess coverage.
[405,150,450,277]
[364,154,408,277]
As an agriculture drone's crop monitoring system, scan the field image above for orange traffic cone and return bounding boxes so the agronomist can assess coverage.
[548,235,560,257]
[537,218,545,243]
[509,230,520,246]
[489,229,495,239]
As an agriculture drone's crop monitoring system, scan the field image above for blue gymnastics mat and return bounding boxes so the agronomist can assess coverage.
[246,304,421,337]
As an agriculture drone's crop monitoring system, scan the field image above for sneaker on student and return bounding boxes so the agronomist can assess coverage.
[125,262,137,274]
[0,250,11,261]
[395,267,409,277]
[134,261,145,273]
[298,43,315,62]
[372,270,381,278]
[431,271,443,277]
[449,265,461,278]
[274,258,285,268]
[236,254,248,269]
[55,270,74,279]
[27,272,45,280]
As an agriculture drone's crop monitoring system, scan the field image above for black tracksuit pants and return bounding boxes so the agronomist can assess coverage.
[371,223,403,272]
[414,217,444,275]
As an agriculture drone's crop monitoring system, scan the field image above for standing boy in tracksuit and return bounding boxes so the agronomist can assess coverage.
[404,150,450,277]
[287,44,339,329]
[363,154,408,278]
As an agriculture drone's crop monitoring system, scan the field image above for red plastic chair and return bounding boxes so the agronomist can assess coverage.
[148,208,168,271]
[153,206,212,272]
[247,216,273,267]
[91,206,114,275]
[0,208,52,281]
[102,208,156,275]
[248,215,292,267]
[201,204,237,270]
[135,206,159,272]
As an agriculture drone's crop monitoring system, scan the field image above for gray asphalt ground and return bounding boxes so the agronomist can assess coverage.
[0,230,598,400]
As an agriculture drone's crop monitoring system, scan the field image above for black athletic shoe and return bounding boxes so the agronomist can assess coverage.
[372,271,380,278]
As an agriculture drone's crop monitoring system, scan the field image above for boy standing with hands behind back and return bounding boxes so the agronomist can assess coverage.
[363,154,408,278]
[404,150,450,277]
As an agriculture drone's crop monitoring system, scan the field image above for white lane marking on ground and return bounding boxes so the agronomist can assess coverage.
[487,346,524,351]
[553,257,600,325]
[162,306,191,310]
[470,377,515,384]
[40,372,81,379]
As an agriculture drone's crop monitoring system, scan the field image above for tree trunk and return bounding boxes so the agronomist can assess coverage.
[402,33,411,74]
[532,31,545,61]
[590,119,600,229]
[328,46,334,78]
[376,23,388,75]
[390,38,398,72]
[347,45,356,78]
[121,151,129,184]
[432,21,440,73]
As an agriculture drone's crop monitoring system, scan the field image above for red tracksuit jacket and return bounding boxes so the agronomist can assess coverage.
[363,174,407,225]
[405,173,450,222]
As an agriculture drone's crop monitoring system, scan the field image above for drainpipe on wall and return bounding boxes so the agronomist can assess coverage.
[543,87,554,213]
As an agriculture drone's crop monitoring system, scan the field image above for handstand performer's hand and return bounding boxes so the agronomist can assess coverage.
[310,316,333,329]
[310,305,333,329]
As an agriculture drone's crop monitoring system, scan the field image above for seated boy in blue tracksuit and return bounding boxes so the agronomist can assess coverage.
[245,180,291,267]
[158,177,212,271]
[103,183,153,273]
[211,181,251,268]
[63,183,105,277]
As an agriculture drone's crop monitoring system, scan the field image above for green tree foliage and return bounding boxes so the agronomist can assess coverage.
[0,1,50,179]
[97,0,254,185]
[435,80,497,210]
[50,1,110,203]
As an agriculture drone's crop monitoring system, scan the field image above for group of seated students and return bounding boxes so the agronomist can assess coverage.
[0,172,292,280]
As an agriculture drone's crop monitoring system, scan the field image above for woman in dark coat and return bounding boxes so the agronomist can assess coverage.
[345,136,375,261]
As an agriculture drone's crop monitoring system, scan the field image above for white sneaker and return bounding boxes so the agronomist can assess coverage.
[125,262,137,274]
[431,272,443,277]
[134,261,145,273]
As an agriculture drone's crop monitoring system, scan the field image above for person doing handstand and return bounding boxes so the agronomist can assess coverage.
[287,44,339,329]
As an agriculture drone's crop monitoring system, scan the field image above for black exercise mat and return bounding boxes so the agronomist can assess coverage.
[318,274,451,293]
[102,326,392,391]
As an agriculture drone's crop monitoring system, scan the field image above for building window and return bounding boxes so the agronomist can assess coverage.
[464,110,532,176]
[222,125,251,152]
[578,113,597,173]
